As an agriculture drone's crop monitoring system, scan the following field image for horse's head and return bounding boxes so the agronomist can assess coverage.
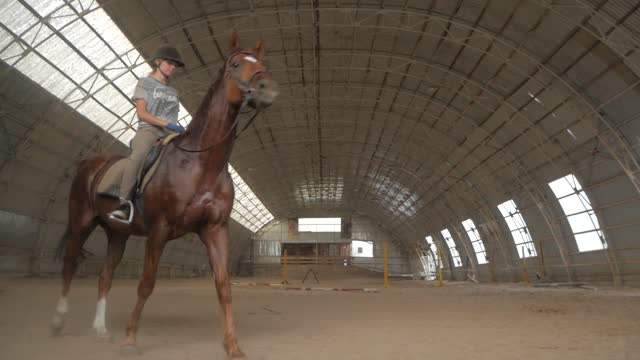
[224,32,278,109]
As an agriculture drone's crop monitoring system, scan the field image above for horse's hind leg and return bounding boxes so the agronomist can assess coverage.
[50,212,97,336]
[92,227,128,339]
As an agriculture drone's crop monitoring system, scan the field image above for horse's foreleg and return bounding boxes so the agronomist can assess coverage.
[200,224,245,359]
[93,228,128,339]
[122,227,167,352]
[51,216,97,336]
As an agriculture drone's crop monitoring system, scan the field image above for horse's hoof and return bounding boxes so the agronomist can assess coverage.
[224,341,245,359]
[119,343,141,356]
[228,350,246,359]
[50,314,64,336]
[95,328,112,341]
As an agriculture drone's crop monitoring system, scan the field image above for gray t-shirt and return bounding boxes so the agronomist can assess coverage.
[132,76,179,129]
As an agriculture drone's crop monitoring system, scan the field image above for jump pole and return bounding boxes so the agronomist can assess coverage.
[537,240,545,280]
[521,247,529,284]
[281,249,289,285]
[436,245,443,287]
[383,241,389,288]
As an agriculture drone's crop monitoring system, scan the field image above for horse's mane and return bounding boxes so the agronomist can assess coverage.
[194,66,226,120]
[187,65,226,134]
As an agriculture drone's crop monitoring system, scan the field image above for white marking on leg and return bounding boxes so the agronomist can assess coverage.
[51,296,68,334]
[56,296,68,314]
[92,298,110,338]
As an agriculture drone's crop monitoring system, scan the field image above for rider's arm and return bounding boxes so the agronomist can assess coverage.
[134,100,172,128]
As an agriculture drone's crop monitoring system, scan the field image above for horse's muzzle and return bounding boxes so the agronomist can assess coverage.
[247,77,278,108]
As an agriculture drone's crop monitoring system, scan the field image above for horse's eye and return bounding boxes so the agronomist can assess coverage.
[232,62,240,68]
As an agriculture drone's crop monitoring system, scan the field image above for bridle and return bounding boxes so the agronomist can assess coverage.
[225,50,269,97]
[172,51,268,153]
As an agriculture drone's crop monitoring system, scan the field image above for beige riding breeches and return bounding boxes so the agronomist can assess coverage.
[118,126,168,199]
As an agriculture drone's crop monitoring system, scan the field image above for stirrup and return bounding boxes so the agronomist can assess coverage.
[108,199,134,224]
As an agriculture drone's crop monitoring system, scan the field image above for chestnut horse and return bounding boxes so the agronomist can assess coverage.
[50,33,278,358]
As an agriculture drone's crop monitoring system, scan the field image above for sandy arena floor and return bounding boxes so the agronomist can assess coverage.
[1,275,639,360]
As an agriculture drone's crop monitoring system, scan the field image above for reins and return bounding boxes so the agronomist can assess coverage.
[171,51,265,153]
[171,108,260,153]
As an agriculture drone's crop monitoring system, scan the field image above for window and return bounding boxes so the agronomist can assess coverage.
[461,219,488,264]
[497,199,537,258]
[440,229,462,267]
[351,240,373,257]
[548,174,607,252]
[299,218,341,232]
[425,235,443,268]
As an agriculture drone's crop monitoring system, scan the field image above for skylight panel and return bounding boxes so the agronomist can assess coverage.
[93,86,132,116]
[425,235,443,268]
[548,174,607,252]
[14,52,75,98]
[1,1,141,144]
[37,35,93,84]
[461,219,488,265]
[60,20,110,69]
[76,97,119,126]
[229,166,274,232]
[23,0,65,19]
[440,229,462,267]
[1,1,37,36]
[295,178,344,205]
[425,235,435,250]
[1,43,25,66]
[21,20,54,47]
[83,9,132,55]
[548,174,579,197]
[177,104,192,126]
[1,0,273,233]
[299,218,342,232]
[497,199,537,258]
[110,70,137,93]
[0,28,13,51]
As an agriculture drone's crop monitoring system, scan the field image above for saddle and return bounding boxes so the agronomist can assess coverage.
[97,133,180,219]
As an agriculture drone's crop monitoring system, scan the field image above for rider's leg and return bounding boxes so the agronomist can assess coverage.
[109,127,165,221]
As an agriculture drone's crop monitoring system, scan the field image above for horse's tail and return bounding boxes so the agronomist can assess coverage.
[54,227,94,261]
[53,156,115,261]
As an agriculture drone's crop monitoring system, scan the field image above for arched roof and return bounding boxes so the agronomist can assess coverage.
[2,0,640,282]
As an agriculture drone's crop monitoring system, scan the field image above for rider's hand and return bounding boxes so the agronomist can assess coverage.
[166,122,186,134]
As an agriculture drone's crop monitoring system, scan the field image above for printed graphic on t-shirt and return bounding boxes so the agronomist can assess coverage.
[134,77,180,128]
[152,87,178,104]
[151,86,179,119]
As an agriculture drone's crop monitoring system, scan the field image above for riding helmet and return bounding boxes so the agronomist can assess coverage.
[152,46,185,67]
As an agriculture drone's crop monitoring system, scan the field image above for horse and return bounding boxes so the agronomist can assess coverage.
[49,32,278,358]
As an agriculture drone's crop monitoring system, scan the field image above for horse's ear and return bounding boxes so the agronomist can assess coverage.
[229,31,240,51]
[255,39,264,62]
